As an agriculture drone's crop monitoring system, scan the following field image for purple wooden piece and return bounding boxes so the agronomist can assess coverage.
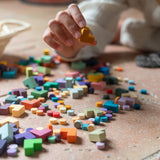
[34,76,44,86]
[26,128,34,132]
[118,97,135,109]
[49,88,53,92]
[78,81,85,86]
[48,93,55,99]
[8,144,18,150]
[55,133,61,142]
[106,110,113,114]
[101,108,108,112]
[38,106,45,112]
[0,103,11,115]
[123,105,130,111]
[7,148,17,156]
[11,88,27,98]
[56,78,66,88]
[105,114,112,120]
[0,140,7,156]
[14,131,36,145]
[84,81,91,88]
[96,142,105,150]
[53,103,60,109]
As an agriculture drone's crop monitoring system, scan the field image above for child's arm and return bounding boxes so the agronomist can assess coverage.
[43,0,128,61]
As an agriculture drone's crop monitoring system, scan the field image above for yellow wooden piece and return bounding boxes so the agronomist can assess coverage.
[31,108,38,114]
[0,61,7,65]
[79,27,95,44]
[49,118,57,124]
[65,105,71,110]
[57,100,64,105]
[57,105,65,110]
[63,91,70,96]
[53,129,60,136]
[72,116,80,123]
[59,118,67,125]
[60,92,66,98]
[73,85,88,94]
[0,117,19,127]
[44,49,50,55]
[78,113,85,120]
[96,102,103,107]
[9,104,25,117]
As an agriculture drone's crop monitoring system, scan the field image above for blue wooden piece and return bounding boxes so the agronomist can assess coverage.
[98,67,110,75]
[128,86,135,91]
[0,140,7,156]
[94,117,100,125]
[140,89,147,94]
[133,104,141,110]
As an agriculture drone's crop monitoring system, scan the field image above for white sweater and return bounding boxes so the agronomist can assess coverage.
[58,0,160,61]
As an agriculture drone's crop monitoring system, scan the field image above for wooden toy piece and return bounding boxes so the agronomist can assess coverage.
[72,116,80,123]
[23,138,42,156]
[85,120,93,125]
[9,104,25,117]
[48,136,56,143]
[96,142,105,150]
[116,67,123,71]
[57,100,64,105]
[31,90,48,99]
[53,112,60,118]
[0,140,7,156]
[65,77,73,88]
[49,118,57,125]
[103,76,118,85]
[65,105,71,110]
[74,120,82,129]
[100,116,108,122]
[43,82,59,90]
[0,117,19,127]
[2,70,16,79]
[79,27,95,44]
[115,88,129,97]
[59,118,67,125]
[44,76,50,82]
[140,89,147,94]
[47,124,53,131]
[0,104,10,115]
[60,128,77,143]
[36,127,44,131]
[103,94,110,100]
[114,97,120,104]
[67,109,75,116]
[123,77,129,82]
[47,110,53,117]
[82,124,89,131]
[91,81,106,91]
[37,66,51,75]
[71,61,86,70]
[87,72,104,82]
[60,107,67,113]
[88,129,106,142]
[96,101,103,107]
[128,86,135,91]
[30,129,52,142]
[14,131,36,145]
[31,108,38,114]
[11,88,27,98]
[65,71,79,78]
[26,67,33,78]
[53,129,60,136]
[23,76,38,89]
[60,92,66,98]
[21,99,40,110]
[117,97,135,110]
[106,89,113,94]
[84,108,94,118]
[54,90,60,95]
[73,85,88,94]
[7,148,17,157]
[103,101,119,113]
[41,55,52,64]
[36,110,44,116]
[57,105,65,110]
[78,113,85,120]
[0,123,13,143]
[87,124,96,132]
[117,76,122,82]
[5,95,19,104]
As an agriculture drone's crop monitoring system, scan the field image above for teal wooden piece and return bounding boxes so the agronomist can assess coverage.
[37,66,51,75]
[51,97,58,102]
[48,136,56,143]
[31,90,48,99]
[140,89,147,94]
[71,61,86,70]
[103,101,119,113]
[94,117,100,125]
[2,71,16,79]
[82,124,89,131]
[128,86,135,91]
[103,94,110,99]
[43,82,59,90]
[0,123,13,143]
[23,138,42,156]
[23,76,38,89]
[41,55,52,64]
[103,76,118,85]
[5,95,19,104]
[100,116,108,122]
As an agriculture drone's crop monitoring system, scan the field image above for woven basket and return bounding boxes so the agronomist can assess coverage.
[0,19,31,55]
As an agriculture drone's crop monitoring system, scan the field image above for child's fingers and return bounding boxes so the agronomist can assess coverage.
[68,4,86,28]
[56,11,81,39]
[43,28,63,51]
[49,20,73,47]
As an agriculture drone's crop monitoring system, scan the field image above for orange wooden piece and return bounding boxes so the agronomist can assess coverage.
[116,67,123,71]
[114,97,120,104]
[60,128,77,143]
[38,97,46,103]
[21,99,40,110]
[36,110,44,116]
[96,101,103,107]
[47,124,53,131]
[79,27,95,44]
[44,77,50,82]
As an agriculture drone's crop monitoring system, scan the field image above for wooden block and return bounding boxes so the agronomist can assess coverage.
[88,129,106,142]
[9,104,25,117]
[21,99,40,110]
[79,27,95,44]
[53,129,60,136]
[60,128,77,143]
[23,76,38,89]
[37,66,51,75]
[78,113,85,120]
[60,107,67,113]
[96,101,103,107]
[31,90,48,99]
[65,105,71,110]
[47,124,53,131]
[36,110,44,116]
[59,118,67,125]
[49,118,57,125]
[87,124,96,132]
[31,108,38,114]
[72,117,80,123]
[57,100,64,105]
[0,117,19,128]
[26,67,33,78]
[37,97,45,103]
[57,105,65,110]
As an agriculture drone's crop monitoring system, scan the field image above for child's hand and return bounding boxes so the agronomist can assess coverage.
[43,4,96,59]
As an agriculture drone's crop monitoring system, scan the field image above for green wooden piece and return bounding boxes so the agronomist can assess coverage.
[48,136,56,143]
[31,90,48,99]
[115,88,128,97]
[103,94,110,99]
[88,129,106,142]
[103,76,118,85]
[43,82,59,90]
[41,55,52,64]
[71,61,86,70]
[5,95,19,104]
[23,76,38,89]
[93,107,103,117]
[37,66,51,75]
[26,67,33,78]
[23,138,42,156]
[34,59,42,65]
[84,107,103,118]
